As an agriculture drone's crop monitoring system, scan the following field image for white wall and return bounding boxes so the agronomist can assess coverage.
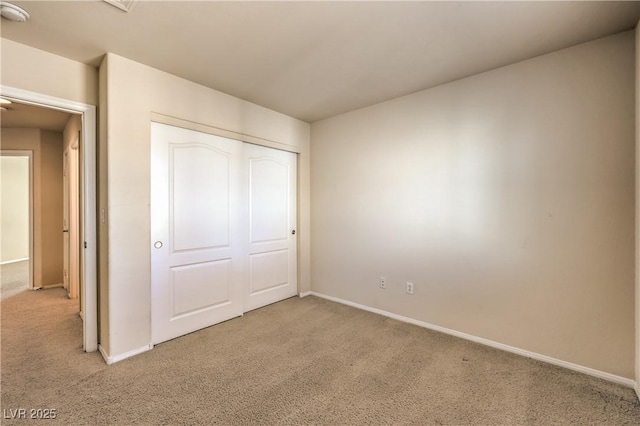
[100,53,310,360]
[311,31,635,379]
[1,130,41,286]
[0,156,29,263]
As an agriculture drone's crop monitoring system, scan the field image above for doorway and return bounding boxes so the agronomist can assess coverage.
[0,86,97,352]
[0,151,32,298]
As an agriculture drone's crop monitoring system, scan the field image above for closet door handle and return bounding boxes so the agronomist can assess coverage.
[154,241,163,249]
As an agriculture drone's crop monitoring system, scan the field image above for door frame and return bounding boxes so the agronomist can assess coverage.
[1,85,98,353]
[0,150,33,290]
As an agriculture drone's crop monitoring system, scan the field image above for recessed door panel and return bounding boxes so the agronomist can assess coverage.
[170,259,231,318]
[249,250,289,295]
[171,144,230,251]
[250,159,289,243]
[151,123,244,345]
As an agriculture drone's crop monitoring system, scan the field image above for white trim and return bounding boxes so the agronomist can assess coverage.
[309,291,636,389]
[99,344,152,365]
[150,112,301,155]
[0,258,29,265]
[299,291,311,298]
[1,85,98,353]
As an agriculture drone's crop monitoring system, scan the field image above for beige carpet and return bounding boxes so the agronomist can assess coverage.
[1,288,639,425]
[0,261,30,299]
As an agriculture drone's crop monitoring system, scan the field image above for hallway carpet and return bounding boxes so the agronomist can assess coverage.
[0,260,29,299]
[1,288,639,425]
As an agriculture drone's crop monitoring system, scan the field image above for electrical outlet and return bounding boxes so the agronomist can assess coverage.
[406,282,414,295]
[379,277,387,289]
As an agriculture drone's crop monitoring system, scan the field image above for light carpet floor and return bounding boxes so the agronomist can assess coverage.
[0,261,29,300]
[1,288,639,425]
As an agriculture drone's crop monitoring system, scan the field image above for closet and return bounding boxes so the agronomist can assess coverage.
[150,123,297,344]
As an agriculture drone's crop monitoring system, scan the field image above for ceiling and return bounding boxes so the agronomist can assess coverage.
[1,1,640,123]
[1,101,73,131]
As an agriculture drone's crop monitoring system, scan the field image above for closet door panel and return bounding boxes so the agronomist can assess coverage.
[151,123,298,344]
[151,123,244,345]
[244,144,297,311]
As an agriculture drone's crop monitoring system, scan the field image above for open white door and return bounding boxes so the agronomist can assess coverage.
[68,139,80,301]
[244,144,297,311]
[151,123,245,345]
[62,140,80,301]
[63,150,70,293]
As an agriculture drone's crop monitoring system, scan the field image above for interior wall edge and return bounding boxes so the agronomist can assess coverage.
[98,54,110,356]
[635,19,640,393]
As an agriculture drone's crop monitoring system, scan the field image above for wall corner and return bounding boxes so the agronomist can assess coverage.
[635,20,640,399]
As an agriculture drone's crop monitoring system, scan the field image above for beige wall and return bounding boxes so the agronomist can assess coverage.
[1,128,64,287]
[1,156,29,262]
[100,53,311,359]
[311,31,635,378]
[39,130,64,285]
[1,39,98,106]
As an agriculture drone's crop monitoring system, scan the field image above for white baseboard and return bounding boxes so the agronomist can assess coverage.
[42,283,63,289]
[299,291,311,298]
[99,344,152,365]
[0,258,29,266]
[309,291,636,389]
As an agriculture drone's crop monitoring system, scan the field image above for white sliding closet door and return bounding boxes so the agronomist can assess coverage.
[151,123,245,345]
[151,123,298,345]
[244,144,297,312]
